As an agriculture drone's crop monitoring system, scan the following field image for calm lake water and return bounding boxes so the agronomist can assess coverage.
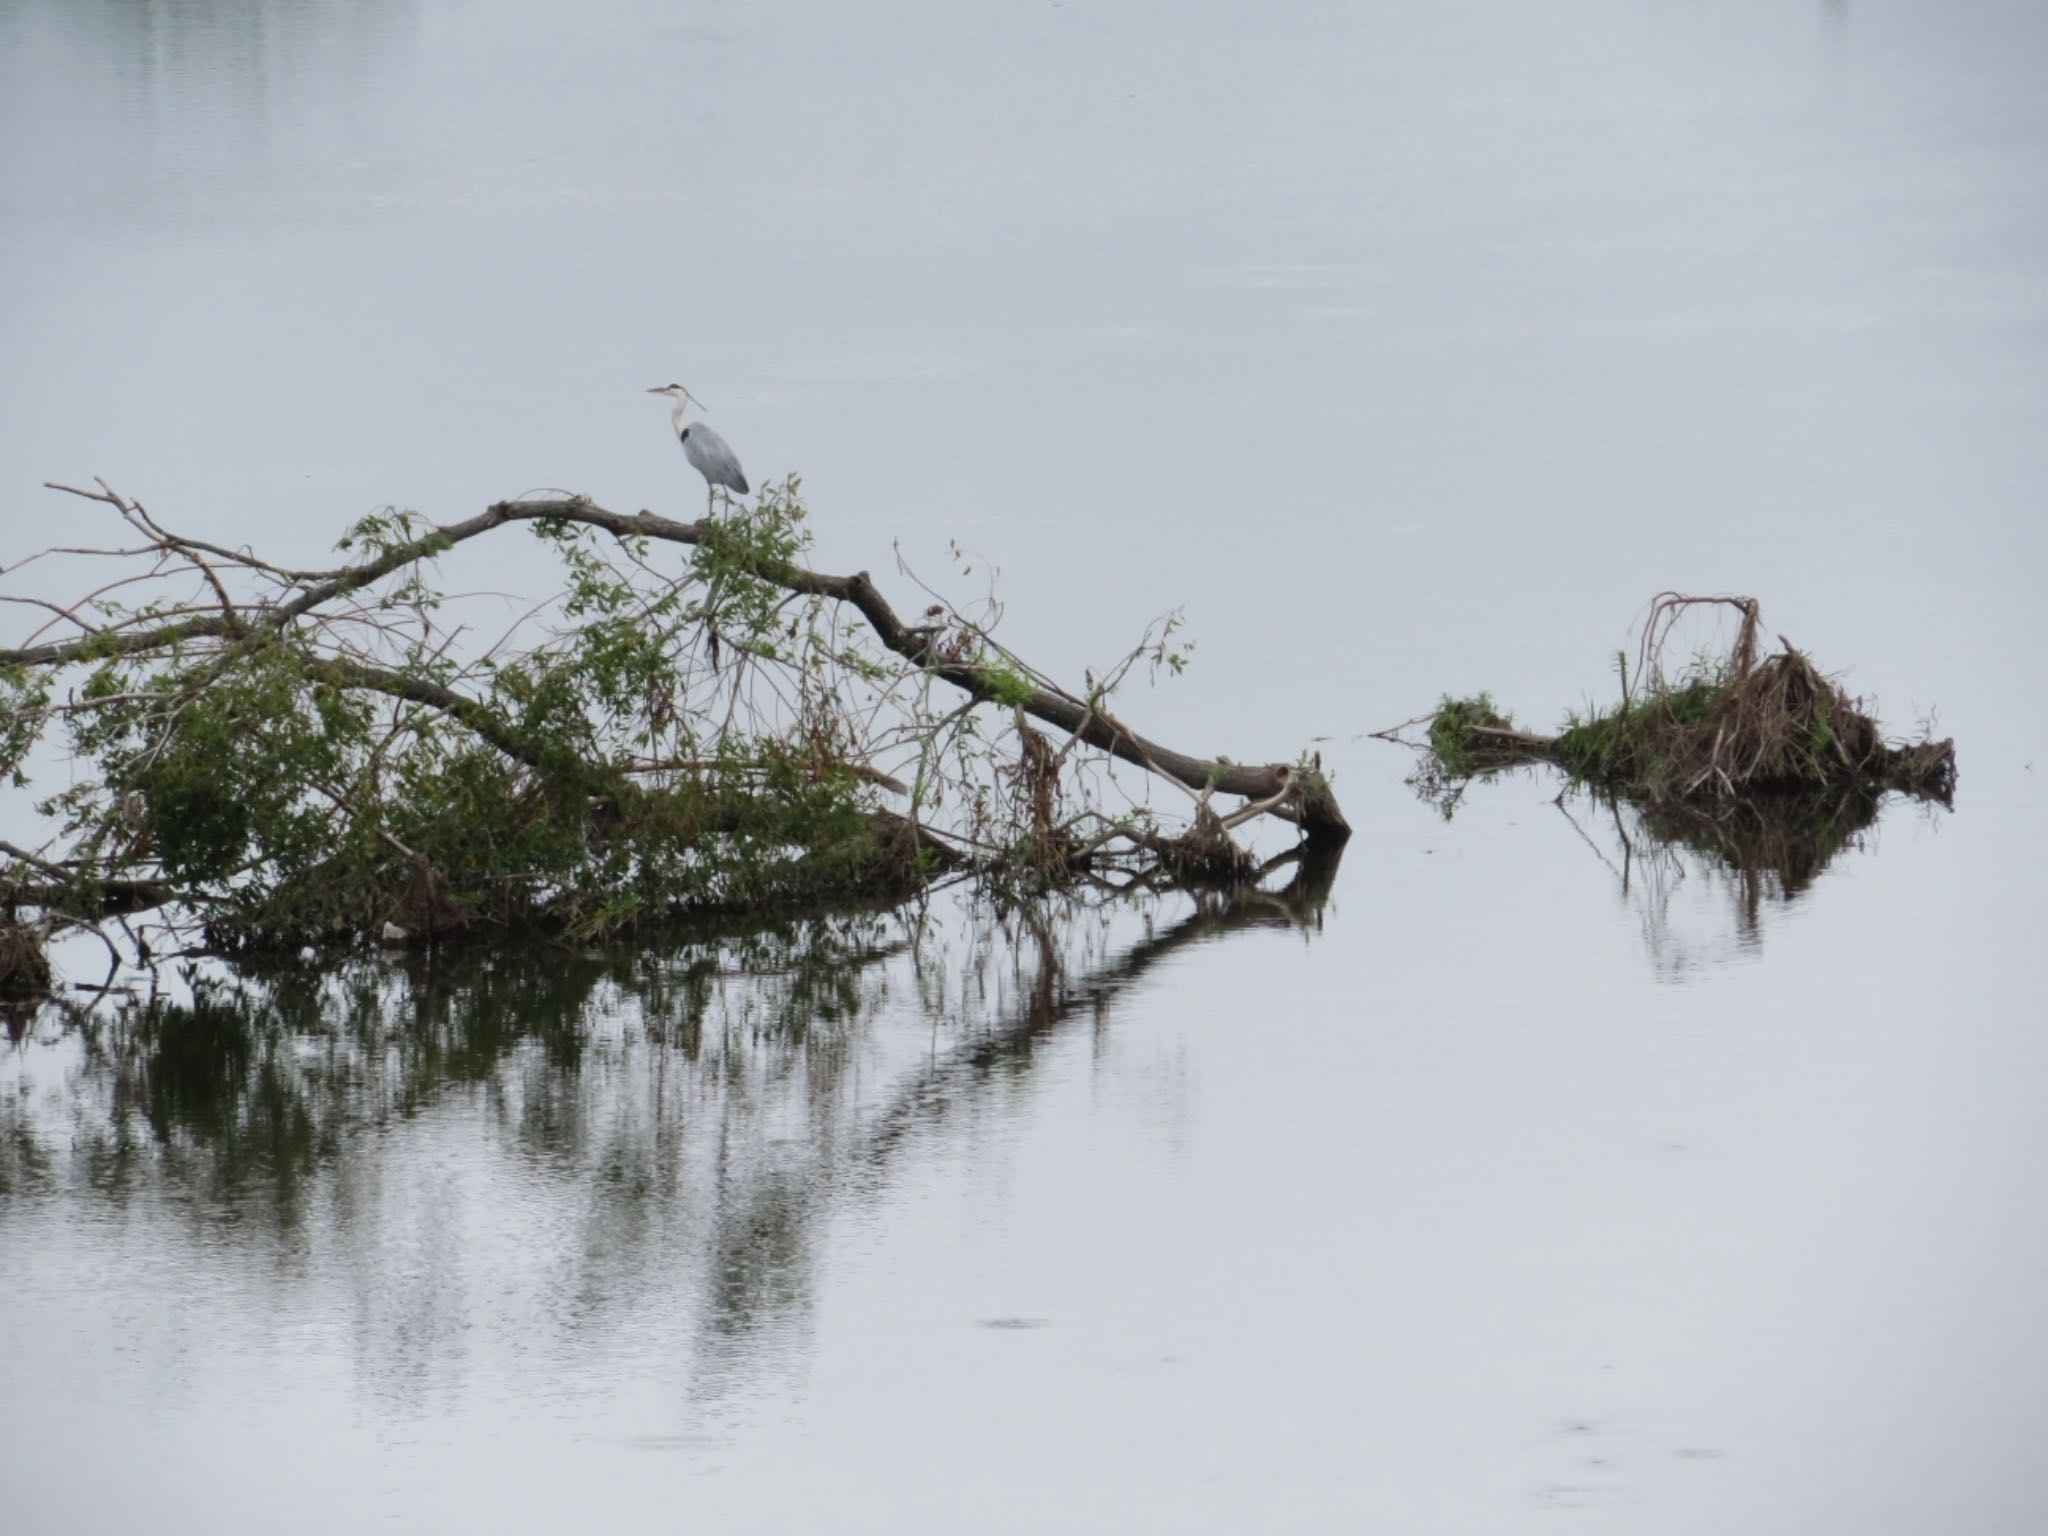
[3,1,2047,1531]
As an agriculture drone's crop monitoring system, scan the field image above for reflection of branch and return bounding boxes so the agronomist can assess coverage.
[3,859,1348,1409]
[853,844,1339,1179]
[670,849,1343,1395]
[1543,779,1892,975]
[1552,795,1623,881]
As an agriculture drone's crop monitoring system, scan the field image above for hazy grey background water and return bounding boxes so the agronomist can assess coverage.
[3,1,2046,1531]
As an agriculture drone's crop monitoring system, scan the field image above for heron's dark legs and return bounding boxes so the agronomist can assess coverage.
[702,485,722,667]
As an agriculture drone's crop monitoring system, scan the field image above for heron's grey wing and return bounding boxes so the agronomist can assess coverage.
[682,423,749,496]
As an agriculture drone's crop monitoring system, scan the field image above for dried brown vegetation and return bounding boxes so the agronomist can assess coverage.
[1403,594,1955,808]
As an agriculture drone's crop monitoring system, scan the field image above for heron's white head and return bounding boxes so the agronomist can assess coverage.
[647,383,704,412]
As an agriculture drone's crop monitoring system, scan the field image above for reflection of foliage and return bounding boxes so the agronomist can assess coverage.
[1627,786,1883,904]
[0,855,1338,1391]
[1549,781,1897,976]
[4,910,904,1211]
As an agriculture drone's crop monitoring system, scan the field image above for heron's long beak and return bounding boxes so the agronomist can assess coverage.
[644,385,708,410]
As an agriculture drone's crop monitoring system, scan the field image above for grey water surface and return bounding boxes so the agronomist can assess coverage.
[3,1,2047,1531]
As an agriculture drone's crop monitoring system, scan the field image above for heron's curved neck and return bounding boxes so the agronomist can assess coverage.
[669,398,693,432]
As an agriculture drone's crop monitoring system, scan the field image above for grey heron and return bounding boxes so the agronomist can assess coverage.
[648,384,749,518]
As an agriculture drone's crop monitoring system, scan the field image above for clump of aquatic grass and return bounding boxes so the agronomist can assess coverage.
[1426,693,1519,777]
[1400,594,1956,808]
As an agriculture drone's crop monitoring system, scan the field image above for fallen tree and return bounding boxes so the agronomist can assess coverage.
[1,477,1346,990]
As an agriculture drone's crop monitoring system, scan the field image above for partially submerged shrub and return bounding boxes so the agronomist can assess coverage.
[1403,594,1956,808]
[4,477,1336,972]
